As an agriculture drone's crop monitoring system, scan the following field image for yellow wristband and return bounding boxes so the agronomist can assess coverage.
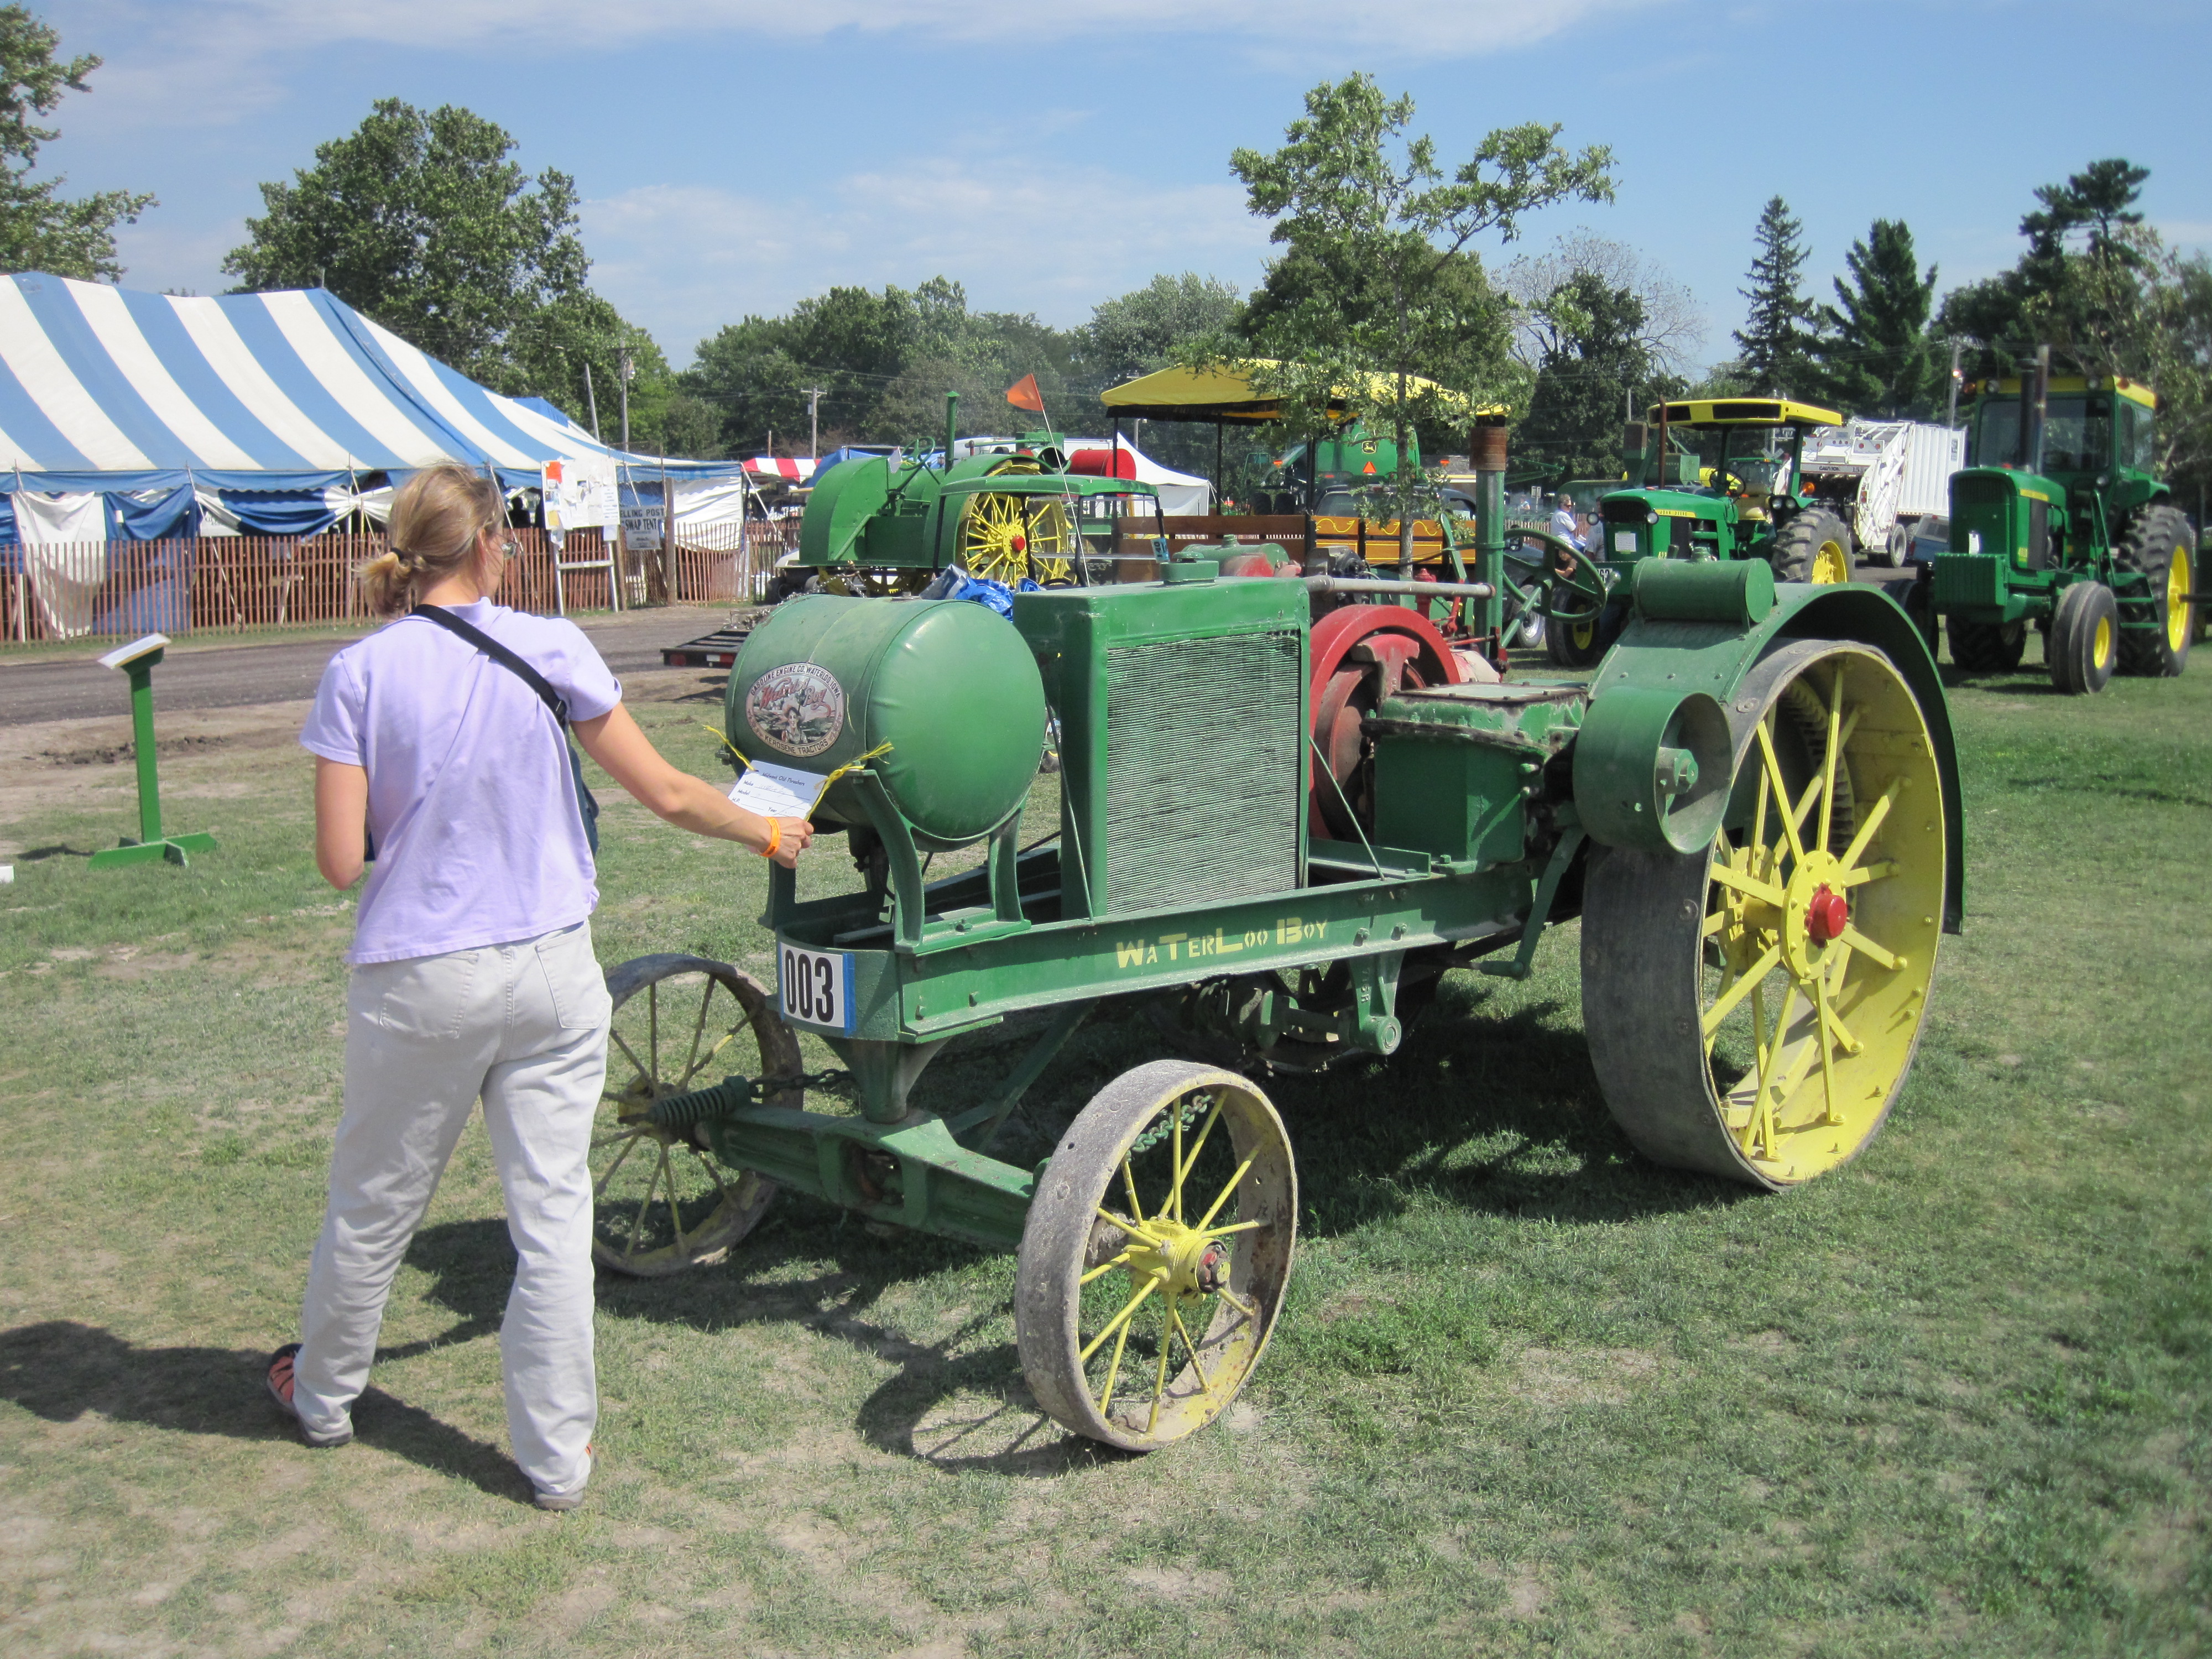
[758,818,781,859]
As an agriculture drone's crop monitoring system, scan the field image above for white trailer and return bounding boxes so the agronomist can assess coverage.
[1799,420,1967,566]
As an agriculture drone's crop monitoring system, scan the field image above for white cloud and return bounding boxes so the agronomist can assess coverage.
[583,161,1271,354]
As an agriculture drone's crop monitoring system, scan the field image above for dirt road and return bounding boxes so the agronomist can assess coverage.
[0,606,745,728]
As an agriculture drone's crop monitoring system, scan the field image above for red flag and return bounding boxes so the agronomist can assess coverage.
[1005,374,1045,414]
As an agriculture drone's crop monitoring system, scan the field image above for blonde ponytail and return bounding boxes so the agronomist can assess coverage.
[358,464,507,619]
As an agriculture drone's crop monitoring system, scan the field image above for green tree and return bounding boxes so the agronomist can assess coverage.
[684,276,1079,455]
[1734,196,1815,395]
[1811,219,1941,418]
[1223,74,1613,526]
[0,6,154,281]
[2023,157,2150,269]
[223,99,634,421]
[1515,272,1660,481]
[1076,273,1243,384]
[1937,157,2152,377]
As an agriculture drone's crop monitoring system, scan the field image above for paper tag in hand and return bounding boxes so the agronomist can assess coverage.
[728,759,820,820]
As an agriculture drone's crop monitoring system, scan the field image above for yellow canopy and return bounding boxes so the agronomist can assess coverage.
[1646,397,1844,429]
[1102,360,1507,424]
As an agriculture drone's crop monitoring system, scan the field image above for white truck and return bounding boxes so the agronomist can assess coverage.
[1799,420,1967,566]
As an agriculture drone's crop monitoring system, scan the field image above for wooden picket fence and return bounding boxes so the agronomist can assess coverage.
[0,520,803,646]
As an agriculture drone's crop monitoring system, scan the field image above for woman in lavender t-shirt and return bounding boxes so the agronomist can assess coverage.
[265,463,813,1510]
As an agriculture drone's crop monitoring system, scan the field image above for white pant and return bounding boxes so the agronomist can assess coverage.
[293,921,611,1498]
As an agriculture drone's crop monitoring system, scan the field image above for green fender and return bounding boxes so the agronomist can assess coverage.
[1573,560,1965,932]
[800,457,949,568]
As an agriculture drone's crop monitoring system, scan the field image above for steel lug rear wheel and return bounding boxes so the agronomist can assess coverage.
[1580,640,1946,1187]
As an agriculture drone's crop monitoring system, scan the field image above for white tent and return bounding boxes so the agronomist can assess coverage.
[1060,436,1212,517]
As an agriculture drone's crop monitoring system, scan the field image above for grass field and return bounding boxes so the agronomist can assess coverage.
[0,646,2205,1656]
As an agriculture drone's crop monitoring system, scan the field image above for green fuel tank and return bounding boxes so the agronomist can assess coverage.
[726,594,1047,849]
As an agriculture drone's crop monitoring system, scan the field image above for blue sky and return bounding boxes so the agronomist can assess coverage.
[42,0,2212,376]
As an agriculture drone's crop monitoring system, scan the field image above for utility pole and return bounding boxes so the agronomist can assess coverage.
[583,362,602,443]
[1945,338,1964,427]
[804,388,827,460]
[618,345,635,452]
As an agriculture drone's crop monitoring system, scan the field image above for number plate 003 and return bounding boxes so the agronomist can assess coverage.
[779,941,854,1034]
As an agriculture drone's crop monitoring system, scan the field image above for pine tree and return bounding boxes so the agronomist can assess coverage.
[1812,220,1940,418]
[1733,196,1814,396]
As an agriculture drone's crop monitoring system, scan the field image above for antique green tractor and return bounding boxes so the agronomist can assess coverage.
[1531,399,1858,670]
[795,394,1159,594]
[590,544,1962,1452]
[1910,349,2197,692]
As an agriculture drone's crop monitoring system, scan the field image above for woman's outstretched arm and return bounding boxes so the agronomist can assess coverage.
[574,703,812,867]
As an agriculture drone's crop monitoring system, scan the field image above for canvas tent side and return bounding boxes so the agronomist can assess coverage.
[0,272,751,542]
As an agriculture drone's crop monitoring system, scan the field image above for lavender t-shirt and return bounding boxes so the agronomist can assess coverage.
[301,600,622,964]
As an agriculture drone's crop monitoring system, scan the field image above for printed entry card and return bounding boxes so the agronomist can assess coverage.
[728,759,821,820]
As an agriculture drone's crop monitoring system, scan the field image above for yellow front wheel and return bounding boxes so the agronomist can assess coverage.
[1016,1061,1296,1449]
[1580,640,1946,1187]
[961,491,1074,585]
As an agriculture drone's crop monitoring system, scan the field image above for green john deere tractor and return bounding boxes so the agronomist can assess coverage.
[1912,349,2197,693]
[1530,399,1857,669]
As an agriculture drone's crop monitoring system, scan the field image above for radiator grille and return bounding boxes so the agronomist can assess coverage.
[1104,630,1303,912]
[1933,553,2005,609]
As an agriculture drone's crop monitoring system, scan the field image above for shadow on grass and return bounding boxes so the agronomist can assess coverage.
[408,1215,1109,1478]
[1264,984,1753,1234]
[396,980,1754,1478]
[18,844,94,860]
[2000,774,2212,810]
[0,1320,530,1501]
[1938,665,2063,695]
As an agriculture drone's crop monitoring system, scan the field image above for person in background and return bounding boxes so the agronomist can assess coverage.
[266,463,812,1510]
[1549,492,1587,551]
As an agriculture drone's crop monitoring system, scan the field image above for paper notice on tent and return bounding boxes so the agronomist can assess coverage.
[542,456,617,532]
[728,760,821,819]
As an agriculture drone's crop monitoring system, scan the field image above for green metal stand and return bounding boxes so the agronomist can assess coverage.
[88,641,216,871]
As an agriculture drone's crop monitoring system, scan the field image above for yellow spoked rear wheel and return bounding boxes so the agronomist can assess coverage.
[961,486,1074,585]
[593,954,796,1275]
[1581,641,1945,1187]
[1016,1061,1296,1449]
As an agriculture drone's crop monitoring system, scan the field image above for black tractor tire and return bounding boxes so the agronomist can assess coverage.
[2048,580,2119,695]
[1902,581,1939,660]
[2111,504,2194,677]
[1546,596,1626,668]
[1948,617,2027,674]
[1768,507,1854,585]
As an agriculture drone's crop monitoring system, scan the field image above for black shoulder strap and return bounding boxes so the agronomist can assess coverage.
[413,603,570,725]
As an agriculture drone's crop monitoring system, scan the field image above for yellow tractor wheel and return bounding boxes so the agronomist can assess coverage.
[1580,639,1946,1188]
[959,460,1076,585]
[1016,1061,1295,1449]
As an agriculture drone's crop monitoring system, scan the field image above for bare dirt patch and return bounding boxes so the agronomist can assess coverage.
[1512,1345,1662,1408]
[0,701,316,838]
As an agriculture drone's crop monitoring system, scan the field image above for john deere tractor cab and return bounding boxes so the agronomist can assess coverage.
[1530,398,1855,667]
[1916,347,2195,692]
